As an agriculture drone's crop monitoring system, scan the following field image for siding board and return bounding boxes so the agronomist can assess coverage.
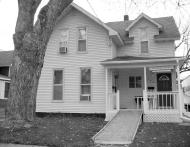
[36,8,111,113]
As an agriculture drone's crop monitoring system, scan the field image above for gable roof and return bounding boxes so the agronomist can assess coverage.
[106,16,180,41]
[125,13,163,32]
[0,50,13,66]
[58,3,124,46]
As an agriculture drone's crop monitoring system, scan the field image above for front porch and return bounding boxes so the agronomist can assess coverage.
[103,56,184,122]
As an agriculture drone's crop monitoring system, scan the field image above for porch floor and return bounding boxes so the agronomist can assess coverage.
[93,110,143,145]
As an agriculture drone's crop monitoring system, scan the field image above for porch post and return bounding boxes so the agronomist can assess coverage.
[143,66,148,113]
[176,60,183,117]
[105,67,108,119]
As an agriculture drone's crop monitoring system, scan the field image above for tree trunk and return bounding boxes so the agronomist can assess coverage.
[6,0,73,123]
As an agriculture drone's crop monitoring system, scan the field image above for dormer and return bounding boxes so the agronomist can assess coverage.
[125,13,163,33]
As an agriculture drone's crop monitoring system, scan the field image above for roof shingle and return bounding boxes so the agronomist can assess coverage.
[106,16,180,41]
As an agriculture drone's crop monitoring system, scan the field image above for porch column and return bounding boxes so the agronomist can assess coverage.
[105,67,109,117]
[143,66,148,113]
[176,60,184,117]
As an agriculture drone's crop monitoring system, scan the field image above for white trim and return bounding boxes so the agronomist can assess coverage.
[102,57,184,65]
[125,13,163,32]
[80,67,92,102]
[77,27,87,52]
[52,69,64,101]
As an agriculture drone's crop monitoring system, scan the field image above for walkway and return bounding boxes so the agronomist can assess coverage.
[93,110,142,145]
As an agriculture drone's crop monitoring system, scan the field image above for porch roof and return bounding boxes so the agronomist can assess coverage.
[101,56,184,66]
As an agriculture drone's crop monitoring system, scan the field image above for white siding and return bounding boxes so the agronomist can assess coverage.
[36,8,112,113]
[118,68,144,109]
[0,81,5,99]
[117,18,175,57]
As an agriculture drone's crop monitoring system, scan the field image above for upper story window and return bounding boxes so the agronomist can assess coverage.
[53,70,63,100]
[59,29,69,53]
[78,27,87,52]
[140,28,148,54]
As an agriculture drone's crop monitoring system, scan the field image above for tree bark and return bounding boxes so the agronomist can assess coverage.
[6,0,73,123]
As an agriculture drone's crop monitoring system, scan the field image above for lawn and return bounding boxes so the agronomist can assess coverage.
[1,114,190,147]
[0,114,106,147]
[130,122,190,147]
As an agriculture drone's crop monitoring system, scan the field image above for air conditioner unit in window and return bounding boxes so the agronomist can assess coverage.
[59,47,67,54]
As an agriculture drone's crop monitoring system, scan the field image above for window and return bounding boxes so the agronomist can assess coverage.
[78,28,86,52]
[53,70,63,100]
[140,28,148,53]
[4,82,10,98]
[129,76,142,88]
[141,41,148,53]
[80,68,91,101]
[59,29,69,53]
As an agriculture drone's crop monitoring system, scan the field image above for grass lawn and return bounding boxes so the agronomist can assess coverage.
[0,114,106,147]
[130,122,190,147]
[1,114,190,147]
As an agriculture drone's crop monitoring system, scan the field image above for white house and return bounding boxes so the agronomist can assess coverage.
[0,51,12,100]
[0,3,188,122]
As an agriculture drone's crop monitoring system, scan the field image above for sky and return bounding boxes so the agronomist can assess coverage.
[0,0,190,56]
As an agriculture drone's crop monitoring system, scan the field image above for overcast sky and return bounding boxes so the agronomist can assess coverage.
[0,0,190,57]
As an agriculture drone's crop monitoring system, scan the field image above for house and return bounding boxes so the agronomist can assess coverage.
[0,3,187,123]
[0,51,12,99]
[182,75,190,113]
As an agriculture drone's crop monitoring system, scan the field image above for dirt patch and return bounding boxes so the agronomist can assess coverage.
[0,115,106,147]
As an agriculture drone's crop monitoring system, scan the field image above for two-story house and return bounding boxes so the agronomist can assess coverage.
[0,3,185,123]
[35,3,184,123]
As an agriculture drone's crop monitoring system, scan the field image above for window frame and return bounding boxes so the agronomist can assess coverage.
[80,67,91,101]
[4,81,10,99]
[59,29,69,54]
[139,27,149,54]
[129,76,142,88]
[52,69,64,101]
[77,27,87,53]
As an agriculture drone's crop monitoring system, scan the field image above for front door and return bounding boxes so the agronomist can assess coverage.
[157,73,173,108]
[157,73,172,91]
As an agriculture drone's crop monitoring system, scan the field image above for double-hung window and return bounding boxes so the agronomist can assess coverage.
[80,68,91,101]
[53,70,63,100]
[129,76,142,88]
[78,27,86,52]
[59,29,69,53]
[4,82,10,98]
[140,28,148,54]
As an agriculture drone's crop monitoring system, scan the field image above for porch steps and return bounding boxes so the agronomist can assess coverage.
[93,110,142,145]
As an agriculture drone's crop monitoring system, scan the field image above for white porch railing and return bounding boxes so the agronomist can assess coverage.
[143,90,179,112]
[107,90,120,112]
[105,90,120,121]
[134,96,143,109]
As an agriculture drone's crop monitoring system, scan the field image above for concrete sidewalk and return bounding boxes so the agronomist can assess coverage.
[0,144,47,147]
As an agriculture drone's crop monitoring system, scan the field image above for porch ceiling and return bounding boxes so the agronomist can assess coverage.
[101,56,184,68]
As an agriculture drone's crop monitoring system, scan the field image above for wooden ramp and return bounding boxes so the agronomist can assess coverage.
[93,110,142,145]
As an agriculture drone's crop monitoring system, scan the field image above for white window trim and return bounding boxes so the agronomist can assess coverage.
[52,69,64,102]
[139,27,149,55]
[77,27,87,53]
[79,67,92,102]
[4,81,10,99]
[59,29,69,55]
[129,76,142,88]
